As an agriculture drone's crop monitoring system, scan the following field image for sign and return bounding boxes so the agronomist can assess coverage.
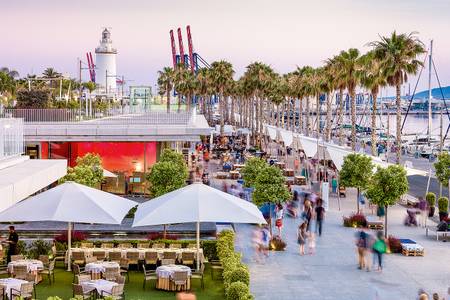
[321,182,329,210]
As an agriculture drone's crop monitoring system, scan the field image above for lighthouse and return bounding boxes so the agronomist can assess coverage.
[95,28,117,93]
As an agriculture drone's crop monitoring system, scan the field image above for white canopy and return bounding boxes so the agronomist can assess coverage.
[213,125,234,136]
[103,169,118,178]
[133,183,266,226]
[0,181,137,270]
[325,143,351,170]
[266,125,278,140]
[298,135,318,157]
[278,129,293,147]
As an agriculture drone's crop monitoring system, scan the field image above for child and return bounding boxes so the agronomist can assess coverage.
[297,222,307,255]
[308,232,316,255]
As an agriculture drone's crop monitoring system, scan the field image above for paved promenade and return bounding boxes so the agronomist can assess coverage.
[234,189,450,300]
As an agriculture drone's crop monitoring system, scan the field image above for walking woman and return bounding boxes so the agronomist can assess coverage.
[303,200,313,232]
[297,222,307,255]
[372,231,387,271]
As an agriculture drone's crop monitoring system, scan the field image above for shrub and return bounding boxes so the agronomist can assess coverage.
[387,236,402,253]
[27,240,52,259]
[426,192,436,207]
[343,213,367,227]
[270,236,286,251]
[224,266,250,286]
[438,197,449,213]
[147,233,179,240]
[54,231,86,244]
[227,282,252,300]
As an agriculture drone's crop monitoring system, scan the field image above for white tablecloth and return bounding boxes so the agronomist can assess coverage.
[156,265,191,279]
[8,259,43,273]
[0,278,28,298]
[85,262,120,274]
[81,279,118,295]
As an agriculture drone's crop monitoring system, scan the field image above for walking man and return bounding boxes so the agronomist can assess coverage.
[6,226,19,263]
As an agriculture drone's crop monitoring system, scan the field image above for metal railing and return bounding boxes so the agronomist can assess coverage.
[0,106,193,125]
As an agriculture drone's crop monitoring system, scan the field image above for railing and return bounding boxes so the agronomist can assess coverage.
[0,106,193,125]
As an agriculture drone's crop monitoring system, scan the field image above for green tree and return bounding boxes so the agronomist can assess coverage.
[241,157,268,188]
[339,153,374,212]
[370,32,425,163]
[157,67,174,113]
[366,165,408,236]
[15,89,51,108]
[159,149,186,168]
[253,166,291,207]
[60,153,104,187]
[434,152,450,198]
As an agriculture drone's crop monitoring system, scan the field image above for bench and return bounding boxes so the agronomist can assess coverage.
[401,243,424,256]
[425,227,448,241]
[401,194,419,206]
[366,216,384,230]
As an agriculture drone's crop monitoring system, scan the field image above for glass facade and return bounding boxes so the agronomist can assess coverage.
[0,118,24,160]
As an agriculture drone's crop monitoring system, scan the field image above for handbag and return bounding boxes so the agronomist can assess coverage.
[275,219,282,227]
[373,239,386,253]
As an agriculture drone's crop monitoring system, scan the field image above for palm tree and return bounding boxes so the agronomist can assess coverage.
[42,67,61,90]
[195,68,212,120]
[157,67,174,113]
[0,71,17,106]
[335,49,361,150]
[359,51,387,156]
[298,66,316,136]
[320,67,335,142]
[370,32,425,163]
[0,67,19,79]
[209,61,234,135]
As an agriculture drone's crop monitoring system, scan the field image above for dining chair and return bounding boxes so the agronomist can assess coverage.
[172,271,189,291]
[101,243,114,249]
[13,265,28,280]
[101,283,125,300]
[10,255,24,262]
[137,243,149,249]
[142,264,157,290]
[169,243,182,249]
[72,283,93,299]
[109,251,122,263]
[71,251,86,266]
[144,251,158,267]
[81,242,94,249]
[103,266,119,281]
[38,255,50,266]
[118,243,132,249]
[76,274,91,284]
[152,243,165,249]
[92,251,106,261]
[163,251,177,260]
[119,258,130,282]
[191,263,205,289]
[126,251,140,270]
[10,282,34,300]
[181,252,195,267]
[40,259,55,284]
[161,259,175,266]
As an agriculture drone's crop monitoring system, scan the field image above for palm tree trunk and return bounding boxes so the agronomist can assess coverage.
[316,95,320,138]
[396,84,402,164]
[231,96,235,125]
[166,89,170,113]
[326,93,332,142]
[177,95,181,113]
[338,89,344,146]
[281,100,285,129]
[220,92,225,136]
[298,98,303,133]
[371,90,378,156]
[306,97,310,136]
[187,94,191,112]
[351,90,356,151]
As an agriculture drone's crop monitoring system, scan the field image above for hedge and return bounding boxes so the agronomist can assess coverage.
[217,230,253,299]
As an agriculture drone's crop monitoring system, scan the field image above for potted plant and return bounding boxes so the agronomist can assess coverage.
[438,197,449,221]
[426,192,436,217]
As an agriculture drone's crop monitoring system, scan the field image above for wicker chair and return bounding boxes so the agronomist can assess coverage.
[72,264,89,283]
[101,243,114,249]
[181,252,195,266]
[38,255,50,266]
[163,251,177,260]
[92,250,106,261]
[101,283,124,300]
[152,243,165,249]
[10,282,34,300]
[144,251,158,267]
[115,274,126,284]
[126,251,140,269]
[118,243,132,249]
[76,274,91,284]
[71,251,86,265]
[161,258,175,266]
[109,251,122,263]
[169,243,182,249]
[171,271,189,291]
[72,283,93,299]
[137,243,149,249]
[191,263,205,289]
[40,259,55,284]
[52,245,66,267]
[103,266,119,281]
[81,242,94,248]
[142,264,157,289]
[0,263,9,277]
[187,244,198,249]
[119,258,130,283]
[10,255,24,262]
[0,285,5,300]
[13,265,28,280]
[85,256,97,264]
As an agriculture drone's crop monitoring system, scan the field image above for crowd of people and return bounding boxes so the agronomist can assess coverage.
[355,227,387,272]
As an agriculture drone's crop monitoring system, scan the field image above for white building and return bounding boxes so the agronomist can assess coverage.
[95,28,117,93]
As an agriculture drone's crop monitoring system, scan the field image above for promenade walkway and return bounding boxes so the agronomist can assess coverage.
[234,189,450,300]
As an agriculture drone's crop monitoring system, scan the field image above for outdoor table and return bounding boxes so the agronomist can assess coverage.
[153,248,205,264]
[284,169,294,177]
[275,162,285,169]
[85,262,120,279]
[233,164,245,170]
[285,177,294,186]
[81,279,118,296]
[8,259,43,283]
[229,170,240,179]
[0,278,28,299]
[156,264,191,291]
[216,172,229,179]
[294,176,307,185]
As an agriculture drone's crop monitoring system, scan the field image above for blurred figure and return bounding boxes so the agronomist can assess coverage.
[315,198,325,236]
[418,197,428,227]
[297,222,307,255]
[275,204,284,236]
[177,292,196,300]
[308,232,316,255]
[303,200,313,232]
[432,293,439,300]
[372,231,387,271]
[355,227,369,270]
[331,176,338,194]
[252,227,263,263]
[261,225,271,257]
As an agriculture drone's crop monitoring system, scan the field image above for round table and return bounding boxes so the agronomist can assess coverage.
[156,265,191,291]
[7,259,43,273]
[81,279,118,296]
[0,278,28,299]
[85,262,120,279]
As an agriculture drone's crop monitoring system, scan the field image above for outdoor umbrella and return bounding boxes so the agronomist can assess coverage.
[0,181,136,271]
[132,182,266,269]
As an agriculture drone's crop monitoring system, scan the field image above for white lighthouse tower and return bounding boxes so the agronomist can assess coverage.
[95,28,117,93]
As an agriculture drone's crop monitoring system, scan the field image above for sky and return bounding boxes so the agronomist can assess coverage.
[1,0,450,95]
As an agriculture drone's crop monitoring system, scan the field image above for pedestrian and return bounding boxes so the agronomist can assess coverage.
[372,231,387,271]
[331,176,338,194]
[252,227,263,263]
[418,197,428,227]
[275,204,284,236]
[355,227,369,270]
[308,232,316,255]
[315,198,325,236]
[432,293,440,300]
[261,225,271,257]
[303,200,313,232]
[297,222,307,255]
[6,225,19,263]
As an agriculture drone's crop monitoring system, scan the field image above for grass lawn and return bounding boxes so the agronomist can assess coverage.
[34,264,225,300]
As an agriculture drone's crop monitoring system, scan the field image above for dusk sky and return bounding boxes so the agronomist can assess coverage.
[2,0,449,94]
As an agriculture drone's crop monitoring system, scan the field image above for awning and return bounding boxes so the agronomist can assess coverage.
[324,143,351,170]
[265,125,277,140]
[298,135,318,157]
[103,169,118,178]
[0,156,67,212]
[278,129,293,147]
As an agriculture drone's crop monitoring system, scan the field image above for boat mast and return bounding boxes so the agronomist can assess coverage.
[427,40,433,142]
